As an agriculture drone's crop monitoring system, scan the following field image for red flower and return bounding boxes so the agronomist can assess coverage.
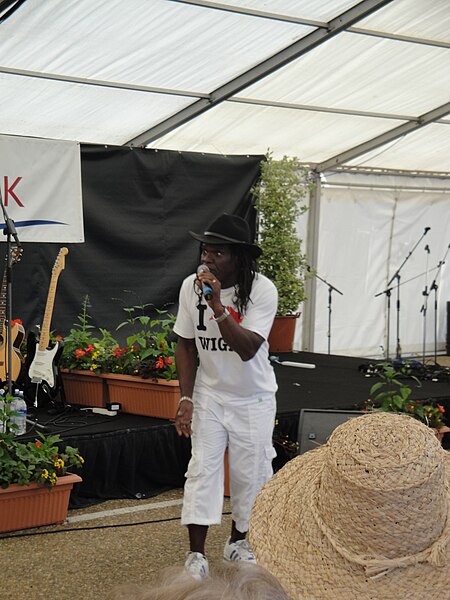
[438,404,445,413]
[164,358,173,365]
[155,356,164,369]
[34,440,41,448]
[85,344,94,353]
[75,349,86,358]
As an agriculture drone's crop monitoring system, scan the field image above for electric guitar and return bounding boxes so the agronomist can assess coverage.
[27,247,68,394]
[0,246,25,383]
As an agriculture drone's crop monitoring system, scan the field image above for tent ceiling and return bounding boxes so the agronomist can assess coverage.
[0,0,449,174]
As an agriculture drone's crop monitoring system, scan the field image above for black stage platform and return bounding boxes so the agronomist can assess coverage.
[23,352,450,508]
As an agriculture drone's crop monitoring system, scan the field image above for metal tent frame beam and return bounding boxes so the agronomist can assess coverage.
[127,0,394,146]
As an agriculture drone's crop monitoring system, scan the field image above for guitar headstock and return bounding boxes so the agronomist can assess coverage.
[53,247,69,275]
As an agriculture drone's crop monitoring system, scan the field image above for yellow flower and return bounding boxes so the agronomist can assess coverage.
[54,458,64,470]
[42,469,49,479]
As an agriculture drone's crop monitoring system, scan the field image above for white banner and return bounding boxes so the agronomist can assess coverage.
[0,135,84,243]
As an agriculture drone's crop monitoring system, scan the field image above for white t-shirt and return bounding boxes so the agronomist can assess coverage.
[174,272,278,399]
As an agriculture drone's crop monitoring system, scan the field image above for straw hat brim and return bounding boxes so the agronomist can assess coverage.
[249,445,450,600]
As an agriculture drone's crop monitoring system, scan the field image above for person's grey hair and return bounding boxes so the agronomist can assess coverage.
[109,562,289,600]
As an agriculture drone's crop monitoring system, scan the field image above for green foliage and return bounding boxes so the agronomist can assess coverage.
[0,394,84,489]
[58,295,177,381]
[59,295,117,372]
[111,305,177,380]
[364,363,446,429]
[253,153,312,315]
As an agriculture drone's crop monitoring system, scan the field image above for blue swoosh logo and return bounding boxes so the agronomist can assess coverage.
[0,220,67,228]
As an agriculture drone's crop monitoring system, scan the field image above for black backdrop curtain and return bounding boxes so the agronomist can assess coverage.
[9,145,263,338]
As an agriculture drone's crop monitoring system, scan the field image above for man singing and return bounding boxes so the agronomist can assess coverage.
[173,213,278,579]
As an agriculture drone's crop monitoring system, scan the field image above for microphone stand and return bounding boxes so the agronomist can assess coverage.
[429,244,450,365]
[374,284,394,361]
[0,189,22,396]
[420,245,431,364]
[308,266,343,355]
[385,227,430,361]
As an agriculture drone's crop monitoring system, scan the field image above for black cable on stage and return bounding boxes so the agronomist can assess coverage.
[0,511,233,540]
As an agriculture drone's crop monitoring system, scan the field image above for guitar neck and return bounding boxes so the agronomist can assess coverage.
[0,269,6,334]
[38,279,58,351]
[38,247,68,351]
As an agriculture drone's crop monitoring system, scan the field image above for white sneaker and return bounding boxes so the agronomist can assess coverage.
[184,551,209,580]
[223,537,256,562]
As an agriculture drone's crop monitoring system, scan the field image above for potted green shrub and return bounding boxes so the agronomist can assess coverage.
[0,395,83,532]
[252,152,312,352]
[363,362,450,443]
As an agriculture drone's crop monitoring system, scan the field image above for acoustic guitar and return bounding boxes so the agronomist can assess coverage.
[27,247,68,399]
[0,246,25,384]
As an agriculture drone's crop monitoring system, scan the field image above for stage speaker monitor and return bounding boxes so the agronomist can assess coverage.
[297,408,364,455]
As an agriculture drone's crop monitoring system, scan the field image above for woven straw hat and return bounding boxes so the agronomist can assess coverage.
[249,412,450,600]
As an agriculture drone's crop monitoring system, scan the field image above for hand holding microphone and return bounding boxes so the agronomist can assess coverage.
[196,264,216,301]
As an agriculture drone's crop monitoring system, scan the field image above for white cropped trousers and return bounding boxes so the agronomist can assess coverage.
[181,391,277,533]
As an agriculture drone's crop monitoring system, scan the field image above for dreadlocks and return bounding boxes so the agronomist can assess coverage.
[196,245,257,316]
[230,246,257,315]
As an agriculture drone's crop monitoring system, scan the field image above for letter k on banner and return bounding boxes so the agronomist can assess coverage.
[0,134,84,243]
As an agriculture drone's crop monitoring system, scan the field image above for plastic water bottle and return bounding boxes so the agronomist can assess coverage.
[10,389,27,436]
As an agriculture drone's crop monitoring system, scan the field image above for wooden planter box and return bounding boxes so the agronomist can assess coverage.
[0,473,82,533]
[102,373,180,420]
[60,369,107,407]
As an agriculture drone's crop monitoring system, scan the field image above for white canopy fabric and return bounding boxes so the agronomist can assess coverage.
[1,0,449,175]
[1,0,449,358]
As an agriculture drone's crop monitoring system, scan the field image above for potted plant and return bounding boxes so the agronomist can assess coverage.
[58,295,118,407]
[0,395,84,532]
[252,152,312,352]
[102,303,179,419]
[59,296,179,419]
[363,363,450,443]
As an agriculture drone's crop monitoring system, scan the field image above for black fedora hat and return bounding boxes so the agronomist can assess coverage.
[190,213,262,258]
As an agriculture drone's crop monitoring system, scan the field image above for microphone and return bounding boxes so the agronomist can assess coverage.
[196,264,213,301]
[425,244,430,252]
[424,227,431,233]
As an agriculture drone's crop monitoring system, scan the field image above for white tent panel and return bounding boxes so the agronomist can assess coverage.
[0,74,192,145]
[0,0,448,174]
[0,0,308,93]
[212,0,357,21]
[148,102,404,160]
[298,176,450,357]
[358,0,450,41]
[238,33,449,116]
[347,123,450,173]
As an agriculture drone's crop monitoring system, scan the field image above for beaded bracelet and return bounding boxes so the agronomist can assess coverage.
[179,396,193,405]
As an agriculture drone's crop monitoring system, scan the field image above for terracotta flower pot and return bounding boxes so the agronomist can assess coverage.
[102,373,180,420]
[60,369,108,407]
[268,314,300,353]
[0,473,82,533]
